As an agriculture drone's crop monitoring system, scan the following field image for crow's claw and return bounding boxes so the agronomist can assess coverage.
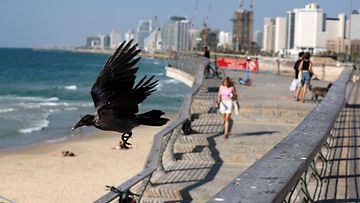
[120,133,133,149]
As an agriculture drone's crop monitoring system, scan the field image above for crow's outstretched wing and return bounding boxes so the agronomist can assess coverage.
[91,40,158,118]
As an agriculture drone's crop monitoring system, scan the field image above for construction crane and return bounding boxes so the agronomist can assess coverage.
[203,0,212,48]
[190,0,199,27]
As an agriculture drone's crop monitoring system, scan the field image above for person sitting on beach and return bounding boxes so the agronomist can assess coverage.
[217,77,237,139]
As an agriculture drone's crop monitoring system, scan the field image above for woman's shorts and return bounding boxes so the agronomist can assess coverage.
[301,71,311,85]
[219,99,233,114]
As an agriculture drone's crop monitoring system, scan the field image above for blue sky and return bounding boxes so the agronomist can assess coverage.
[0,0,359,48]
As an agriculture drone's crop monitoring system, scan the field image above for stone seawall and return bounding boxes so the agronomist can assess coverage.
[258,56,345,81]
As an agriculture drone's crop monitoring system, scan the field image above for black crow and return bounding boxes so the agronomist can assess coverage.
[72,40,169,149]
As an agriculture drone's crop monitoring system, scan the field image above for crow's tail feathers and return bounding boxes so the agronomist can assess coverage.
[136,110,169,126]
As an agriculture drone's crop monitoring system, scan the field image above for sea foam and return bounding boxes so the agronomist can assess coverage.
[18,119,50,134]
[0,108,16,113]
[0,95,59,102]
[64,85,78,90]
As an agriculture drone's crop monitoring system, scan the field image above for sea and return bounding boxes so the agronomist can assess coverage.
[0,48,189,150]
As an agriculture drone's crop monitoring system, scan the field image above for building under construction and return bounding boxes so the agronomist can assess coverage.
[231,0,254,53]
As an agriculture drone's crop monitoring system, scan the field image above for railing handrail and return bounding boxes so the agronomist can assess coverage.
[209,67,354,203]
[94,52,205,203]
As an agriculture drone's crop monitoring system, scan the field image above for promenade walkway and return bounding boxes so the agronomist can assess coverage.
[139,70,331,202]
[316,80,360,202]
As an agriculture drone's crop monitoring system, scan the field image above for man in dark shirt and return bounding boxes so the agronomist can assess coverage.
[204,46,210,58]
[203,46,211,77]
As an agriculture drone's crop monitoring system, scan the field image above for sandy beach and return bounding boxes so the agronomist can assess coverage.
[0,115,176,203]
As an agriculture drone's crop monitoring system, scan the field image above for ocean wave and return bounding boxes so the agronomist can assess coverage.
[79,102,93,107]
[161,79,181,85]
[64,107,78,111]
[18,119,50,134]
[44,137,67,144]
[39,102,58,107]
[153,72,164,76]
[0,95,59,102]
[156,83,163,91]
[0,108,17,113]
[64,85,78,90]
[159,93,185,98]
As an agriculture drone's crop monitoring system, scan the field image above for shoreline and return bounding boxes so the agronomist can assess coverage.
[32,47,171,60]
[0,114,177,203]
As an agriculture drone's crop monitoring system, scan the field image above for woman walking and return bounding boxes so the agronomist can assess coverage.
[298,52,315,103]
[217,77,238,139]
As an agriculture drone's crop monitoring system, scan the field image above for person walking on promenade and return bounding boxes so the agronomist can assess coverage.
[217,77,238,139]
[204,46,211,77]
[298,52,316,103]
[294,51,304,100]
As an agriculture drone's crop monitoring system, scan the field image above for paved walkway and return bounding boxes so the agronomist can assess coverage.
[140,71,332,202]
[317,81,360,202]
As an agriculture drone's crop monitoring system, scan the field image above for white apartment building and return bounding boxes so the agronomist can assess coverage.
[293,3,327,54]
[136,20,151,49]
[326,13,347,40]
[161,16,191,51]
[110,30,120,49]
[175,20,191,51]
[275,17,287,53]
[263,18,275,52]
[144,28,162,53]
[350,10,360,39]
[124,29,135,42]
[218,31,232,50]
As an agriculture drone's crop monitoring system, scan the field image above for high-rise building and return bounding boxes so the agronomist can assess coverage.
[201,28,219,51]
[136,20,151,49]
[124,29,135,42]
[275,17,287,53]
[151,16,161,31]
[350,10,360,40]
[189,28,202,51]
[161,16,191,51]
[219,31,232,51]
[231,2,254,52]
[286,11,296,50]
[103,35,111,48]
[175,20,191,51]
[144,28,162,53]
[293,3,327,54]
[110,30,120,49]
[263,18,275,52]
[136,16,161,49]
[86,36,101,48]
[326,14,347,40]
[254,30,263,48]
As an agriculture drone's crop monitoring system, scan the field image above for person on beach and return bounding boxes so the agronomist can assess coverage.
[294,51,304,100]
[298,52,317,103]
[217,77,238,139]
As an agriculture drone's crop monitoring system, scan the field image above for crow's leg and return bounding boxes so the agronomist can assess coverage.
[119,132,133,149]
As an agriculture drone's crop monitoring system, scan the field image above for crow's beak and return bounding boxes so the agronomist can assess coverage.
[72,122,81,131]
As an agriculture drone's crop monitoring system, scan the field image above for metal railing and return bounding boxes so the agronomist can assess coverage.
[209,66,357,203]
[94,52,205,203]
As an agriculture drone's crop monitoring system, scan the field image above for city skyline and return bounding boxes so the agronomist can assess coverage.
[0,0,359,48]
